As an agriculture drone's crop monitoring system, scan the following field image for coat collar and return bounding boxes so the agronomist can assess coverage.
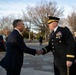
[50,26,60,38]
[54,26,58,32]
[14,28,22,36]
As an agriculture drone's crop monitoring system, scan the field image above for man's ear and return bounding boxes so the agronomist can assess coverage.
[17,22,20,26]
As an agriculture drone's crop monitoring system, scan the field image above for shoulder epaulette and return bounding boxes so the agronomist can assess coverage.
[61,26,66,28]
[61,26,67,28]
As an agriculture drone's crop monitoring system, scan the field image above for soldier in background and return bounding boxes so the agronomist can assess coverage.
[39,35,43,45]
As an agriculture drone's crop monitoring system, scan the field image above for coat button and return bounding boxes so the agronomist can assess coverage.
[59,41,61,43]
[53,50,55,52]
[52,39,53,41]
[52,46,54,48]
[52,43,54,45]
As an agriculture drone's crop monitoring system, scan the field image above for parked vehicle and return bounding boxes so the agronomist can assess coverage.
[0,35,6,51]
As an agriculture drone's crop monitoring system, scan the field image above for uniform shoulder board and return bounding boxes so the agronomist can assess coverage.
[61,26,66,28]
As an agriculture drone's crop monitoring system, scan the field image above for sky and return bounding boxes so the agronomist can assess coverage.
[0,0,76,19]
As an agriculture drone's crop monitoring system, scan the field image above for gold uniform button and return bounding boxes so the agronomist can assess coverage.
[53,50,55,52]
[52,47,54,48]
[52,43,54,45]
[59,41,61,43]
[52,39,53,41]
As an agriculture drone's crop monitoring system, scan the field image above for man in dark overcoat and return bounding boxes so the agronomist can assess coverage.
[39,16,75,75]
[0,19,38,75]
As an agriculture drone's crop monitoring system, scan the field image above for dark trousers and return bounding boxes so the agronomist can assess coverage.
[54,64,67,75]
[7,68,21,75]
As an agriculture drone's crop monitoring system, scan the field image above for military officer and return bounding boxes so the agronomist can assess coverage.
[40,16,75,75]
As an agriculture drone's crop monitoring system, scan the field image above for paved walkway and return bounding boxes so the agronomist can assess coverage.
[0,42,54,75]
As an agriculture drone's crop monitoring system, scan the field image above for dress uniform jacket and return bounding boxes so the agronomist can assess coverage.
[0,29,36,71]
[42,26,75,67]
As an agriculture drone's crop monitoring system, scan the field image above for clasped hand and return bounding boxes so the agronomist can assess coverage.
[36,50,43,55]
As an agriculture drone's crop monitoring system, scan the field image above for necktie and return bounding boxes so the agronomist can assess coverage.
[51,31,54,36]
[50,31,54,38]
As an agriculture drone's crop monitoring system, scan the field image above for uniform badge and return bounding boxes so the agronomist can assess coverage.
[56,31,62,38]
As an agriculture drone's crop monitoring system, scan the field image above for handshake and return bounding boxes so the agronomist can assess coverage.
[36,49,43,55]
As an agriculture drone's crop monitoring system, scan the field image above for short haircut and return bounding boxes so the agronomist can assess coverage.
[13,19,23,28]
